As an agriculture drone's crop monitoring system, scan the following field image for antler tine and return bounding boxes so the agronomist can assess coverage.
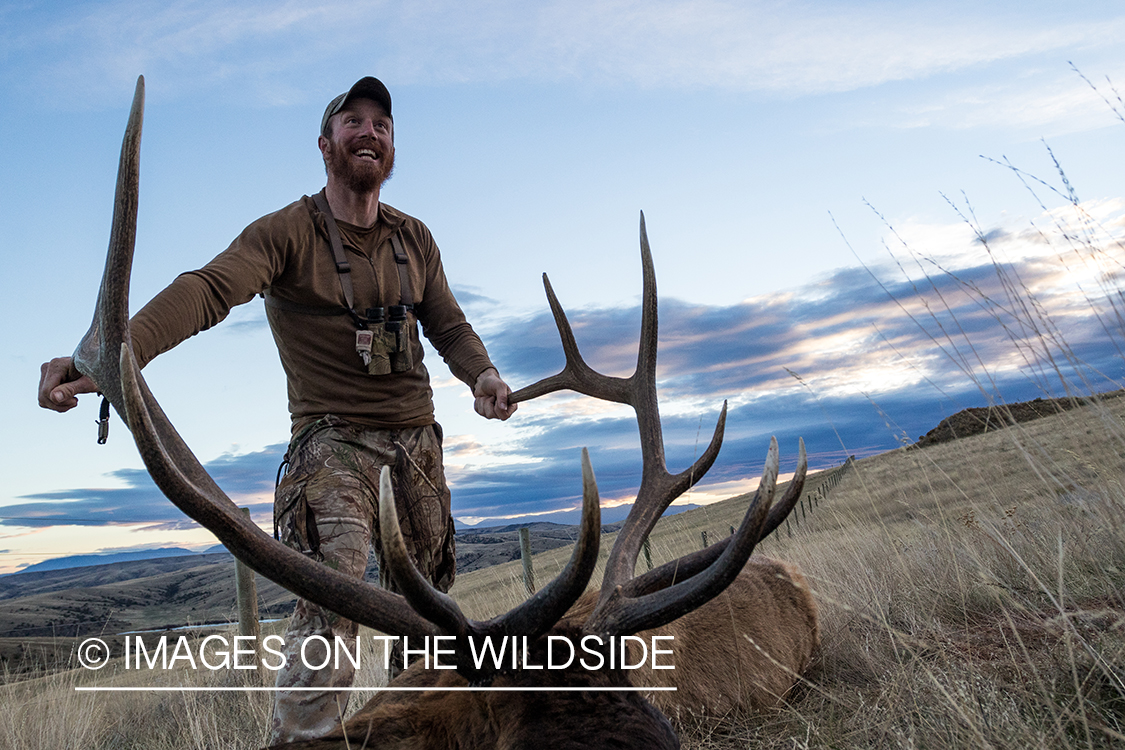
[72,75,144,418]
[487,447,601,639]
[120,344,438,638]
[635,211,658,391]
[620,437,807,599]
[585,438,780,636]
[759,436,807,538]
[378,449,602,644]
[378,466,470,636]
[508,274,631,405]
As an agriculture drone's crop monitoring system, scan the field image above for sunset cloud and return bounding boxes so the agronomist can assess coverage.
[18,198,1118,532]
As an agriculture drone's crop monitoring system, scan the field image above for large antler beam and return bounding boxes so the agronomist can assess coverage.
[75,75,436,641]
[119,344,439,637]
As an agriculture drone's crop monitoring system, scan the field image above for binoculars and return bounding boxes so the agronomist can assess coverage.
[354,305,413,375]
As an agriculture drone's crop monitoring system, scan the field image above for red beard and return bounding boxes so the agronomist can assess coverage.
[324,138,395,194]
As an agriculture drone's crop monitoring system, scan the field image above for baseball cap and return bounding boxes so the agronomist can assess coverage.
[321,77,392,136]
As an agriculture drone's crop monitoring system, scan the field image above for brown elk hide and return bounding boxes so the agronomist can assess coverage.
[275,559,817,749]
[625,557,818,718]
[273,623,679,750]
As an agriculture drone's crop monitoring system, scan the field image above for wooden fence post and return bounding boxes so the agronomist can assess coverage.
[235,507,260,672]
[519,527,536,594]
[700,530,708,549]
[643,538,653,571]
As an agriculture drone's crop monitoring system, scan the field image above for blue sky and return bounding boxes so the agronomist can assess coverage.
[3,0,1124,573]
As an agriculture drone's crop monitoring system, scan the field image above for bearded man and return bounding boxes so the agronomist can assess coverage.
[38,76,516,744]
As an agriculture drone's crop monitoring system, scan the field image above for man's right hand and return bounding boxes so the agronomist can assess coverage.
[38,357,99,413]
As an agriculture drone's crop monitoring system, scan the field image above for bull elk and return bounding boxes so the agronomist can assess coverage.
[72,76,818,749]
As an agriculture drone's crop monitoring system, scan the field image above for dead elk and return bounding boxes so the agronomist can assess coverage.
[73,76,817,750]
[297,557,819,750]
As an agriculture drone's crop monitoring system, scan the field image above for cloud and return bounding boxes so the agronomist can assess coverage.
[11,198,1124,529]
[837,63,1125,135]
[449,286,502,311]
[5,443,285,530]
[6,1,1124,107]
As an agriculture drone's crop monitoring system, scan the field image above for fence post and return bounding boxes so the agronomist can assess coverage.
[235,507,260,671]
[519,527,536,594]
[700,530,708,549]
[643,537,653,571]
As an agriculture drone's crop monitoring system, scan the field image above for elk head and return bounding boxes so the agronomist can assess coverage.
[75,76,808,750]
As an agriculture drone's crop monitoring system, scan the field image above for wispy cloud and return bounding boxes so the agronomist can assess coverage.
[864,70,1125,134]
[6,1,1123,108]
[10,198,1124,529]
[5,443,283,530]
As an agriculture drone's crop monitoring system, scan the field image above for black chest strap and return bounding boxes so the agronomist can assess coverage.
[390,230,414,308]
[311,190,358,313]
[264,191,414,323]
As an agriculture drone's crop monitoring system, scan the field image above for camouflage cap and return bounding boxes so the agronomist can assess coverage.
[321,77,392,136]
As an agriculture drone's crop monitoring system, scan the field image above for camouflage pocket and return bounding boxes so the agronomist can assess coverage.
[275,473,322,560]
[435,514,457,592]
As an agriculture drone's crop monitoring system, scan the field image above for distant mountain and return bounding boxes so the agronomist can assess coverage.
[0,552,234,602]
[12,546,222,575]
[10,504,705,575]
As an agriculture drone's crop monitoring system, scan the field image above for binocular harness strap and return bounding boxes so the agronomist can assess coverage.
[390,231,414,308]
[265,189,413,325]
[312,190,358,315]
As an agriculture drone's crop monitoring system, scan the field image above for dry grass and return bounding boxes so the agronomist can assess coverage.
[0,625,280,750]
[695,396,1125,750]
[5,396,1122,749]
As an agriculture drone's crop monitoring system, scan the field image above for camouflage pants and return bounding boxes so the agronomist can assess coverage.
[267,416,455,745]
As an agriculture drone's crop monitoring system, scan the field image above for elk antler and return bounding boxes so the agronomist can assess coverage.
[622,438,806,599]
[509,214,808,636]
[378,449,602,645]
[77,76,603,659]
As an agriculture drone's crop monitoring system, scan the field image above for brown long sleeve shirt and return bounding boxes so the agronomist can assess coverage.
[130,195,496,431]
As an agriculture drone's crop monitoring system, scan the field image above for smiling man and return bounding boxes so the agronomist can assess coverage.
[38,76,516,743]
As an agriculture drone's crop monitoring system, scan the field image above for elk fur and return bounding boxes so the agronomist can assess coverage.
[625,557,818,718]
[274,559,818,749]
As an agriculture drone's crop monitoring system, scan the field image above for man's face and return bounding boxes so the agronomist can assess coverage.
[318,98,395,194]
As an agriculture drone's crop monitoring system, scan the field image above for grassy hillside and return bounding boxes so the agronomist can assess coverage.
[3,391,1121,748]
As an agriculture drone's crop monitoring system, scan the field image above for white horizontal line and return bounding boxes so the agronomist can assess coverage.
[76,686,678,693]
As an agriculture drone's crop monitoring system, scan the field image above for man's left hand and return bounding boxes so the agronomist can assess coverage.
[473,368,517,421]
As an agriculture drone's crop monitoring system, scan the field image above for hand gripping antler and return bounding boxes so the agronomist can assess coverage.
[510,214,808,636]
[74,77,604,658]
